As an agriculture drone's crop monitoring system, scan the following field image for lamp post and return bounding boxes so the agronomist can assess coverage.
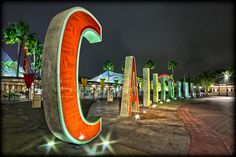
[81,77,88,99]
[224,71,230,96]
[100,78,105,99]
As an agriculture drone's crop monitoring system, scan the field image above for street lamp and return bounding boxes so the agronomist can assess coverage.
[223,71,230,96]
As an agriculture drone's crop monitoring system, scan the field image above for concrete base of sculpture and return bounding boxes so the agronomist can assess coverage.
[153,73,159,103]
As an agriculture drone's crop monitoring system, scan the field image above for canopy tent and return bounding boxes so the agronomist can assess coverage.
[89,71,124,84]
[89,71,143,85]
[1,49,24,77]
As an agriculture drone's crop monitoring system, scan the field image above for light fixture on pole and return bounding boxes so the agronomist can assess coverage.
[223,71,230,96]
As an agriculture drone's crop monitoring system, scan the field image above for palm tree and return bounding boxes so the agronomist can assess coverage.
[25,35,43,95]
[3,21,30,78]
[167,60,178,79]
[102,60,114,84]
[121,62,125,71]
[25,35,43,76]
[144,60,155,70]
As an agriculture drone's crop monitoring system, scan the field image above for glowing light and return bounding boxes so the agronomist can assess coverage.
[160,101,163,104]
[92,84,96,88]
[166,99,171,102]
[152,104,157,108]
[79,134,85,140]
[143,110,147,114]
[83,145,102,156]
[39,136,61,154]
[96,132,117,154]
[134,113,140,120]
[224,71,230,80]
[47,141,55,147]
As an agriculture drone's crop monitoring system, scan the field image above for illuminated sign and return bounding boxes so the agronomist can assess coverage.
[153,73,159,103]
[42,7,102,144]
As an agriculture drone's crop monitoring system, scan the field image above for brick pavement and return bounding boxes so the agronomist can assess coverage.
[177,105,232,156]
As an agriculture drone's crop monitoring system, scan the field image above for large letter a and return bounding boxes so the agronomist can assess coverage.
[120,56,139,117]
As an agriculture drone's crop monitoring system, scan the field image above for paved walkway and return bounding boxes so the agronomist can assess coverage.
[2,96,233,156]
[1,100,190,156]
[177,101,232,155]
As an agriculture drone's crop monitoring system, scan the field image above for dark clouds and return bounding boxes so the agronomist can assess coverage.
[1,1,234,80]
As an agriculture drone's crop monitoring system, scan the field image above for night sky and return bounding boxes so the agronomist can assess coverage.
[1,1,234,80]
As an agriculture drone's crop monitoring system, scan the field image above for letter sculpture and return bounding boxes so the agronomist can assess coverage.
[153,73,159,103]
[183,82,189,98]
[143,68,151,106]
[168,76,175,100]
[176,81,182,99]
[190,83,195,98]
[196,83,201,97]
[42,7,102,144]
[159,74,169,102]
[120,56,139,117]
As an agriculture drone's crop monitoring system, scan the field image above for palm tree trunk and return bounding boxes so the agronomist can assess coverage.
[108,70,110,84]
[33,52,36,96]
[24,47,28,74]
[16,42,22,78]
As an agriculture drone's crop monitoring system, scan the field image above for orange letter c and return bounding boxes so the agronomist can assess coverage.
[42,7,102,144]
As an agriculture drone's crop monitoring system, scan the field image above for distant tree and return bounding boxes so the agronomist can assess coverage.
[197,71,215,94]
[144,59,155,71]
[3,21,30,77]
[102,60,114,83]
[167,60,178,79]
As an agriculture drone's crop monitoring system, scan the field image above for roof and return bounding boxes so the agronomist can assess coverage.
[89,71,124,84]
[89,70,144,84]
[1,49,24,77]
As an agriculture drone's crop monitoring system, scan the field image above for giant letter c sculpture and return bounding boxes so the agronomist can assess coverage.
[42,7,102,144]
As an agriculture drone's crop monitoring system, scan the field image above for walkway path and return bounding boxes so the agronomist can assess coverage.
[177,96,234,155]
